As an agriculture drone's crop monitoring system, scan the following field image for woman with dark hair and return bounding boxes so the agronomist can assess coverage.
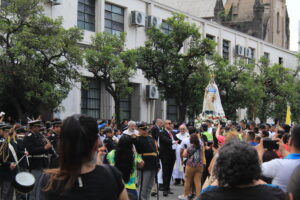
[37,114,128,200]
[199,140,285,200]
[107,135,144,200]
[178,133,205,200]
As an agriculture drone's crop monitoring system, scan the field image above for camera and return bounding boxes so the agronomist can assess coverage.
[263,139,279,150]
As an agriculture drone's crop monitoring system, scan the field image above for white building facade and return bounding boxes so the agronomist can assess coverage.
[44,0,298,123]
[299,20,300,51]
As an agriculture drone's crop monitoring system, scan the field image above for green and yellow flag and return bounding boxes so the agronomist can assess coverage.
[285,105,291,125]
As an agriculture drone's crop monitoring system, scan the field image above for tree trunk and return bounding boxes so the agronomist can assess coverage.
[178,104,187,124]
[113,96,121,128]
[38,104,54,121]
[9,95,24,122]
[259,98,268,123]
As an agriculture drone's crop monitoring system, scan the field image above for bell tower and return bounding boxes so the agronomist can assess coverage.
[214,0,290,49]
[214,0,225,23]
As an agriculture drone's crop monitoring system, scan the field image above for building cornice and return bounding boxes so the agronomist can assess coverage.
[137,0,296,55]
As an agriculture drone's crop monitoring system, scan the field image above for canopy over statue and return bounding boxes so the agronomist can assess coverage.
[202,78,225,117]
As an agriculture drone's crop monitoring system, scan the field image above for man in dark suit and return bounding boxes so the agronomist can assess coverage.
[151,118,162,141]
[159,120,177,196]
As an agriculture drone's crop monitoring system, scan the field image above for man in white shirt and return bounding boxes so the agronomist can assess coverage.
[122,120,139,136]
[173,124,189,184]
[256,125,300,192]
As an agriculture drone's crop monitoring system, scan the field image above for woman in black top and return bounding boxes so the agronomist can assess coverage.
[37,114,128,200]
[198,140,285,200]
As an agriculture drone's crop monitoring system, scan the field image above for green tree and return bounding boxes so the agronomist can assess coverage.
[186,71,210,121]
[0,0,83,120]
[210,56,263,120]
[137,13,215,123]
[84,32,137,125]
[292,53,300,123]
[292,79,300,123]
[256,58,299,123]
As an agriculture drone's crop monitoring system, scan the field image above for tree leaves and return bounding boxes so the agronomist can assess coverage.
[84,32,137,125]
[0,0,83,119]
[137,13,215,122]
[256,59,300,123]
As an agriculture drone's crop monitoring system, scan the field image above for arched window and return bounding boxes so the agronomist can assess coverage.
[277,12,280,33]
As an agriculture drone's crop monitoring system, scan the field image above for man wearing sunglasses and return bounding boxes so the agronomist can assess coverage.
[159,120,178,197]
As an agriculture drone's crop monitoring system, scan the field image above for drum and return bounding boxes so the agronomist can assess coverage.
[13,172,35,193]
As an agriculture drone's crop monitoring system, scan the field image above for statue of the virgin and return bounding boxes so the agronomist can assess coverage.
[202,76,225,117]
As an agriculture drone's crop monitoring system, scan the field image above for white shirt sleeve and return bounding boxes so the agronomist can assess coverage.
[262,159,279,178]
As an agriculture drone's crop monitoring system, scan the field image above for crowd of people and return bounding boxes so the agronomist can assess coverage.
[0,113,300,200]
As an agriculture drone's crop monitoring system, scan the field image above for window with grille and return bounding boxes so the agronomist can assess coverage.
[206,34,215,41]
[206,34,215,56]
[1,0,9,7]
[120,96,131,121]
[167,98,178,123]
[247,48,255,64]
[77,0,96,32]
[279,57,283,65]
[277,12,280,33]
[223,40,230,60]
[105,3,124,35]
[264,52,270,60]
[81,79,101,119]
[161,21,172,34]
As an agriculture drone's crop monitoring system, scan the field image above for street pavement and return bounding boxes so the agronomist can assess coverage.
[150,184,184,200]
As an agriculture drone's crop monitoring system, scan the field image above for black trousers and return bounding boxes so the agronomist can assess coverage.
[160,157,175,191]
[0,180,14,200]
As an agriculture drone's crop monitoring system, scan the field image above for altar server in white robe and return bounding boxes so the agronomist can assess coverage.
[173,124,189,185]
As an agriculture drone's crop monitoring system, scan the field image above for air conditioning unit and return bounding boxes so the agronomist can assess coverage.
[147,16,161,28]
[245,48,252,59]
[48,0,61,5]
[131,11,146,27]
[235,45,245,57]
[146,85,159,100]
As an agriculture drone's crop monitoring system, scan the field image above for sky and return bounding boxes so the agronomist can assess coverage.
[286,0,300,51]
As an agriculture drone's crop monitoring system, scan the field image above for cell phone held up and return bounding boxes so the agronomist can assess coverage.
[263,139,279,150]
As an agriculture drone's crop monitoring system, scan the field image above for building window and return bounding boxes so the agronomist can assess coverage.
[222,40,230,60]
[105,3,124,35]
[277,12,280,33]
[250,48,255,59]
[206,34,215,41]
[77,0,96,32]
[120,96,131,121]
[206,34,215,56]
[279,57,283,65]
[246,47,255,64]
[161,21,172,34]
[1,0,9,7]
[81,79,101,119]
[167,98,178,122]
[264,52,270,60]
